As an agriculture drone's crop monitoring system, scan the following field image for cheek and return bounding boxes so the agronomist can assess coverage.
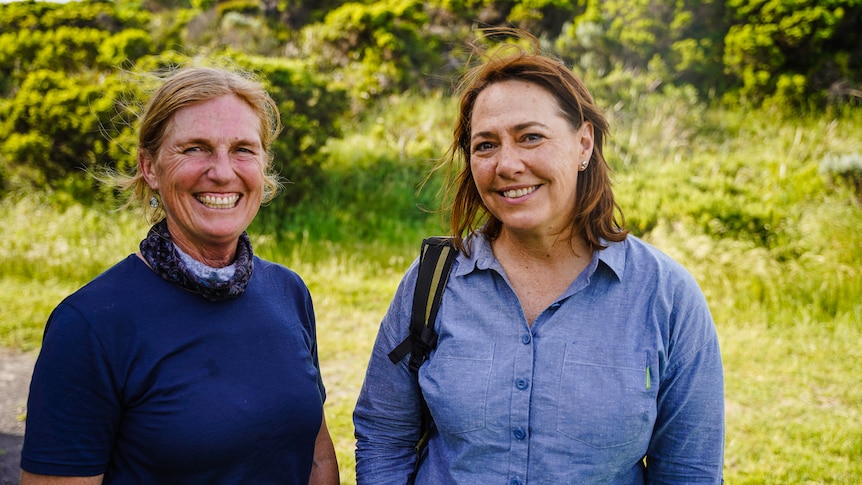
[234,158,265,181]
[470,160,494,187]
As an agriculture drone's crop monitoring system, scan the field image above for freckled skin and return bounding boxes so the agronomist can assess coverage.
[139,95,266,266]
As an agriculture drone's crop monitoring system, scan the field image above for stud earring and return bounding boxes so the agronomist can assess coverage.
[149,196,159,208]
[580,160,589,171]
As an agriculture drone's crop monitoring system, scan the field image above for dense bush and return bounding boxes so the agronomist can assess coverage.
[0,1,349,196]
[233,53,350,202]
[0,0,149,32]
[0,69,132,186]
[723,0,862,106]
[2,0,861,196]
[294,0,450,102]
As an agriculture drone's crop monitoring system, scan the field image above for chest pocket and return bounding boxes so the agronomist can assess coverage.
[421,341,494,434]
[557,344,657,449]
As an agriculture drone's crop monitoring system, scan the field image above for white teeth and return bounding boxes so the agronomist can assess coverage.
[502,186,538,198]
[197,194,239,208]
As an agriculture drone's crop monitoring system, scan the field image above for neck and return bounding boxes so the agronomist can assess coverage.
[166,227,238,268]
[494,227,589,264]
[173,241,236,268]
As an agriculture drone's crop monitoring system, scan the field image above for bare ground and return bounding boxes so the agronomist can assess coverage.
[0,348,36,485]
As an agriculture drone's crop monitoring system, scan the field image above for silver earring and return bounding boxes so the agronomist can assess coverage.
[149,196,159,208]
[580,160,589,171]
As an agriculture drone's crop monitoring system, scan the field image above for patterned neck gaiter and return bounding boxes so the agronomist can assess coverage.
[139,219,254,302]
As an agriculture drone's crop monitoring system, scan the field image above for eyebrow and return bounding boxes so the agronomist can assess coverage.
[180,137,261,147]
[470,121,550,142]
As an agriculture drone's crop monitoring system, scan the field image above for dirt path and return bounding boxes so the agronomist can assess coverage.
[0,348,37,484]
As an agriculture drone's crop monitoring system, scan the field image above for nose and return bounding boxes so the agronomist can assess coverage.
[495,142,525,177]
[208,149,234,183]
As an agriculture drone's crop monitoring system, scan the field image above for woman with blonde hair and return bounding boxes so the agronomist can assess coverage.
[22,65,338,484]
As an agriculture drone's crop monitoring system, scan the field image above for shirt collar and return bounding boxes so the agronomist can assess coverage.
[595,238,626,282]
[453,233,627,282]
[452,234,495,278]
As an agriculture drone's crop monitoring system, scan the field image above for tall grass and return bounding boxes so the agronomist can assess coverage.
[1,92,860,483]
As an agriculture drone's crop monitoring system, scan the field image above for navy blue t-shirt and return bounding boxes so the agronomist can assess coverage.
[22,255,326,483]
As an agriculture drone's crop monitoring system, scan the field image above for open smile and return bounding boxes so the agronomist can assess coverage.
[196,194,240,209]
[501,185,539,199]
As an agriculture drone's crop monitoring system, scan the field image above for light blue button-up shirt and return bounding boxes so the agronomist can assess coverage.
[354,234,724,484]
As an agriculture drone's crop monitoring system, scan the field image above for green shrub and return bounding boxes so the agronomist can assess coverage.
[216,0,260,17]
[0,69,134,187]
[98,29,155,67]
[232,53,350,201]
[297,0,449,103]
[723,0,861,106]
[0,0,149,32]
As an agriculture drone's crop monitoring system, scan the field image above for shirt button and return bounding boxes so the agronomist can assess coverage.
[513,428,526,440]
[521,334,531,345]
[510,479,522,485]
[515,378,528,390]
[550,302,561,311]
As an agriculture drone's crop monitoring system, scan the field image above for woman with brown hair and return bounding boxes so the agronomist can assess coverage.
[354,30,724,484]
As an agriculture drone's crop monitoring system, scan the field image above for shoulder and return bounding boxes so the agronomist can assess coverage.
[251,257,310,294]
[43,255,162,352]
[611,236,718,358]
[253,256,304,280]
[603,235,701,291]
[59,255,152,309]
[603,236,714,331]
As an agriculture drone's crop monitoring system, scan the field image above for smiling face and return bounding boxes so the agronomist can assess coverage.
[139,94,265,265]
[469,79,594,243]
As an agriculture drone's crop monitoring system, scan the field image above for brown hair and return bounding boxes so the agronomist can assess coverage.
[113,64,282,223]
[444,29,627,254]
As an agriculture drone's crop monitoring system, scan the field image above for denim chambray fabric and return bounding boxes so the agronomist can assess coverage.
[355,233,724,485]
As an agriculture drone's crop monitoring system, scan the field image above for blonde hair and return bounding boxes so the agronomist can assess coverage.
[111,64,282,223]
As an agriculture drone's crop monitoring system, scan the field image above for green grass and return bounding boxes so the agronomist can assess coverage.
[1,95,861,483]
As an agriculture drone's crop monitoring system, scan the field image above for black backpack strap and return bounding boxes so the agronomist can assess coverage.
[387,237,457,483]
[388,236,457,373]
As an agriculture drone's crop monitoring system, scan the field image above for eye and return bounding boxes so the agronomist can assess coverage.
[522,133,544,143]
[183,146,204,153]
[472,141,495,153]
[235,145,262,159]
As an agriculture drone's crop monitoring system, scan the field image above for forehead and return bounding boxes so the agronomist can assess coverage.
[168,94,262,141]
[471,80,564,125]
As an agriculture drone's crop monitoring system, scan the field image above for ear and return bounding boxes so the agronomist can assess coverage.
[579,122,595,161]
[138,151,158,190]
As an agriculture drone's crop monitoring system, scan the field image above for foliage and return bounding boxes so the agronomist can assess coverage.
[0,0,150,32]
[0,1,348,198]
[3,0,862,194]
[0,68,134,187]
[723,0,862,105]
[294,0,453,103]
[555,0,732,97]
[183,1,285,55]
[254,91,454,241]
[232,52,350,203]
